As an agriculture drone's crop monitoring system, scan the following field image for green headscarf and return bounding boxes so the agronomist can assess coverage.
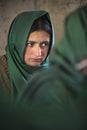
[5,10,54,97]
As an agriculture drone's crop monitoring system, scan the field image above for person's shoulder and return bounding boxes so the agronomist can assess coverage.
[0,55,7,64]
[0,54,8,72]
[0,54,10,93]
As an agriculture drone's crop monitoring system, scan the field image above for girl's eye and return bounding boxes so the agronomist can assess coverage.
[40,42,50,48]
[26,42,34,47]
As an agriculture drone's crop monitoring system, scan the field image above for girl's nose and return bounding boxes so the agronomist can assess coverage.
[35,46,42,57]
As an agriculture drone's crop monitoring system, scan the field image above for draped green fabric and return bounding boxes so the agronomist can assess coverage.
[17,6,87,129]
[51,5,87,69]
[5,10,54,97]
[49,5,87,89]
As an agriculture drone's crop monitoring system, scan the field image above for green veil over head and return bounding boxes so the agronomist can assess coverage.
[5,10,54,97]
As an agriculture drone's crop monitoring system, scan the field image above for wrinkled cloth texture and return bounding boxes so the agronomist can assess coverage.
[4,10,54,98]
[17,6,87,130]
[0,55,10,95]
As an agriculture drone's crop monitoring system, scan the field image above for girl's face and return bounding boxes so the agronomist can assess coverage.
[24,30,51,67]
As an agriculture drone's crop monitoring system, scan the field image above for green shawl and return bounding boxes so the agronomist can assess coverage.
[5,10,54,97]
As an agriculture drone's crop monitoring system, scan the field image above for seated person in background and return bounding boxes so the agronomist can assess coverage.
[0,10,54,98]
[18,5,87,130]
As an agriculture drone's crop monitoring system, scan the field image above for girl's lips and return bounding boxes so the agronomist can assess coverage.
[31,58,42,62]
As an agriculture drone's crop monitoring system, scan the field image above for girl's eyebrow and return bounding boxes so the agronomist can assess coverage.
[40,41,50,44]
[27,41,36,43]
[27,41,50,44]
